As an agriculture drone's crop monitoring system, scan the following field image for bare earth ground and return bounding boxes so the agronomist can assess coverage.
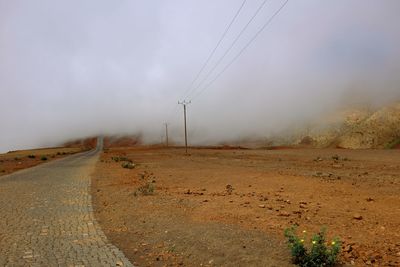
[0,147,84,177]
[92,146,400,266]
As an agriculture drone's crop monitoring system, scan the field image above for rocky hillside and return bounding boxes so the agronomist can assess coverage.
[295,102,400,149]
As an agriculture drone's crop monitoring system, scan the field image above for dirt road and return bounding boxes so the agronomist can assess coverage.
[0,141,132,266]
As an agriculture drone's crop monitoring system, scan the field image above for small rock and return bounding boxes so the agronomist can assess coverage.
[353,214,363,220]
[343,245,353,253]
[226,184,234,194]
[366,197,374,202]
[279,211,290,217]
[116,261,124,266]
[258,204,266,208]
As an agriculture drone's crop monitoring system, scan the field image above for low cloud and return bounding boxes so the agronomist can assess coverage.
[1,0,399,152]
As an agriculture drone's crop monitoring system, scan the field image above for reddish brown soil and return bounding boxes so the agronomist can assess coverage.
[0,147,83,176]
[92,147,400,266]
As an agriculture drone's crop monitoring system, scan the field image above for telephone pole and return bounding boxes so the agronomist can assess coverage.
[178,100,191,154]
[164,123,169,147]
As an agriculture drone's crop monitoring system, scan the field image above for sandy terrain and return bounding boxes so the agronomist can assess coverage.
[0,147,84,177]
[92,146,400,266]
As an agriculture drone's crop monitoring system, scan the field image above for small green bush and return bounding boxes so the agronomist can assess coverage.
[284,226,341,267]
[133,182,155,196]
[112,156,132,163]
[27,155,36,159]
[121,162,135,169]
[386,138,400,149]
[40,156,48,161]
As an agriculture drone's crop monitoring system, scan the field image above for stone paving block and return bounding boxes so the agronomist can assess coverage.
[0,149,134,266]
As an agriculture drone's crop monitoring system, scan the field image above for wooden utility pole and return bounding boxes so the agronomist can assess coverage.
[164,123,169,147]
[178,100,191,154]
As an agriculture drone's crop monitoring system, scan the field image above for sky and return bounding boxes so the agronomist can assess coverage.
[1,0,400,152]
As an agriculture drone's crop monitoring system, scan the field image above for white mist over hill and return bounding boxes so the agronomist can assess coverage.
[1,0,400,152]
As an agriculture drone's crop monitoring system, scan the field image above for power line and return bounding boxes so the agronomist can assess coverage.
[179,0,247,101]
[184,0,269,100]
[189,0,289,101]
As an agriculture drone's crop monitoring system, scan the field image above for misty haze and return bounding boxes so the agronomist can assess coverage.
[1,1,399,266]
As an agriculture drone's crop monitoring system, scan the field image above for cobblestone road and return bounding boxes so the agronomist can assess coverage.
[0,145,133,267]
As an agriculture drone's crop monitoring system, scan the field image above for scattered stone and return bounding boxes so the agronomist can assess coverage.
[225,184,234,194]
[314,156,323,162]
[116,260,124,266]
[299,204,307,209]
[343,245,353,253]
[353,214,363,220]
[366,197,374,202]
[258,204,265,208]
[278,211,290,217]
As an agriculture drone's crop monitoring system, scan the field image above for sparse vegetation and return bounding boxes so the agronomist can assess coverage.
[112,156,132,163]
[40,156,48,161]
[133,181,155,196]
[331,155,349,161]
[121,161,135,169]
[27,155,36,159]
[284,226,341,267]
[385,138,400,149]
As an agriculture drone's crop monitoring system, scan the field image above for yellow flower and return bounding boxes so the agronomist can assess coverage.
[302,230,307,233]
[300,239,304,243]
[331,241,336,245]
[312,241,316,244]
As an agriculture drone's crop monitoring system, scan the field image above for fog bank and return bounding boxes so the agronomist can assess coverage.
[1,0,400,152]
